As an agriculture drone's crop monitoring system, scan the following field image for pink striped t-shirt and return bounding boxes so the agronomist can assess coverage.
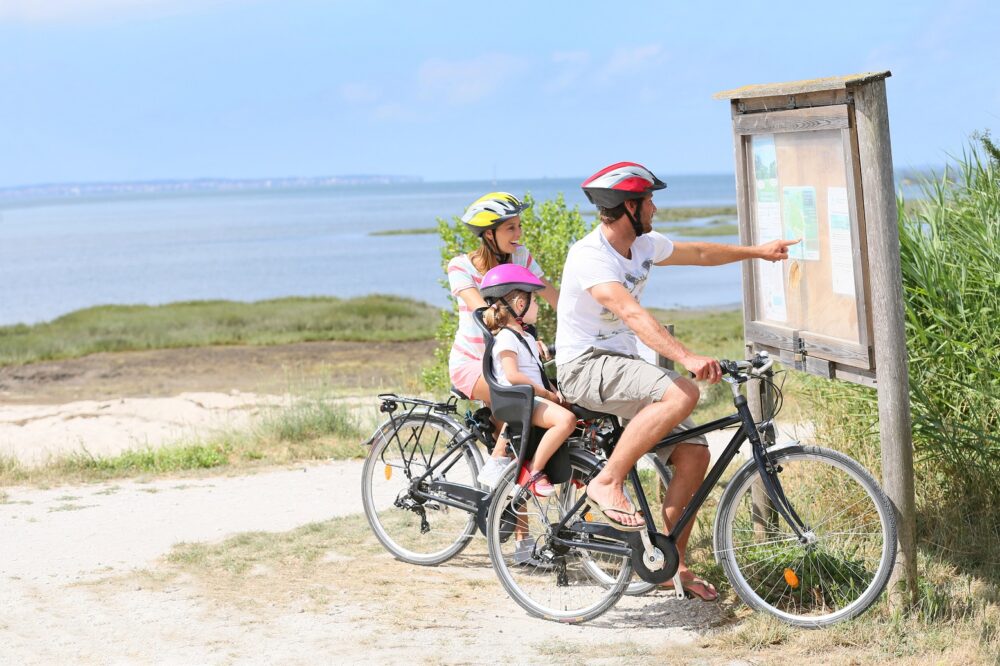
[446,245,544,372]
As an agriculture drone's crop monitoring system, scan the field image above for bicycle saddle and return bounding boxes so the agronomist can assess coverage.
[569,404,611,421]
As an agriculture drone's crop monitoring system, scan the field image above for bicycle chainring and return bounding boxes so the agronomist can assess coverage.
[628,531,679,584]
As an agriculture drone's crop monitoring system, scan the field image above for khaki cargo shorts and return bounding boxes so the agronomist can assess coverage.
[557,347,708,464]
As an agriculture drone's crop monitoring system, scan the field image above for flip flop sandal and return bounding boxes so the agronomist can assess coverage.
[585,496,646,532]
[659,576,718,601]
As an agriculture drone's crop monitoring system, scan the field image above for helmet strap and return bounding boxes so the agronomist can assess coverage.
[484,229,511,265]
[499,292,530,326]
[624,200,644,238]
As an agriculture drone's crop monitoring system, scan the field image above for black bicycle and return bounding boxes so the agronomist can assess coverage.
[484,352,898,627]
[361,391,673,583]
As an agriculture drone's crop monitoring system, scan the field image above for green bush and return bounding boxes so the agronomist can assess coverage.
[422,193,591,391]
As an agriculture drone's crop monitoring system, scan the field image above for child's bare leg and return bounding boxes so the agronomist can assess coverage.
[529,398,576,472]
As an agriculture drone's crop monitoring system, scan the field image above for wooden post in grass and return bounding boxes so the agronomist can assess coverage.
[715,72,917,608]
[853,78,918,607]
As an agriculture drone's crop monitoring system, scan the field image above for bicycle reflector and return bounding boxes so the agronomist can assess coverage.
[385,465,392,480]
[784,567,800,589]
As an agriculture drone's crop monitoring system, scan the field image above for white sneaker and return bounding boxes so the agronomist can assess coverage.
[477,456,512,488]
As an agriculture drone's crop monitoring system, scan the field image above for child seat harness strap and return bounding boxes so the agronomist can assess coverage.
[502,327,555,393]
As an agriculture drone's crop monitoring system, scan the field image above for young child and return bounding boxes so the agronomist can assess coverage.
[479,264,577,497]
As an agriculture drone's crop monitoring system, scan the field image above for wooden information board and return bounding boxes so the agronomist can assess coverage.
[716,73,893,385]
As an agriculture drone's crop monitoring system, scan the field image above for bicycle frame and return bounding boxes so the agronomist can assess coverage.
[548,367,810,561]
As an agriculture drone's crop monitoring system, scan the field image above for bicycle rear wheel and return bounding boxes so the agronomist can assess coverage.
[486,453,631,623]
[362,414,480,566]
[714,444,896,627]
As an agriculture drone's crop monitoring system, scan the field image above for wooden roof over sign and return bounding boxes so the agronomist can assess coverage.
[714,71,891,100]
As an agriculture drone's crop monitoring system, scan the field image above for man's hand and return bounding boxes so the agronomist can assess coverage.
[757,238,800,262]
[680,353,722,384]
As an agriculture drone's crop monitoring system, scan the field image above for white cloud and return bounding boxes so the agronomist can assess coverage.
[597,44,665,81]
[545,50,590,94]
[340,83,380,105]
[373,103,414,122]
[552,50,590,65]
[416,53,528,105]
[0,0,238,23]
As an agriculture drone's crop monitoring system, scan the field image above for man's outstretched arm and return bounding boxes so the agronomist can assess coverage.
[657,238,799,267]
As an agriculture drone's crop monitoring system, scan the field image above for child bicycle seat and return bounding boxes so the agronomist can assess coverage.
[472,307,571,484]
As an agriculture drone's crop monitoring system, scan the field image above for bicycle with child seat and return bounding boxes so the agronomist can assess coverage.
[360,388,674,587]
[484,352,898,627]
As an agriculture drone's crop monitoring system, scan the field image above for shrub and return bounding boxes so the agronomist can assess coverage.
[807,134,1000,569]
[422,193,591,391]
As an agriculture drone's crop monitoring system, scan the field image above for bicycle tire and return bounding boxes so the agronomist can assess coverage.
[362,413,480,566]
[486,450,631,623]
[714,444,897,627]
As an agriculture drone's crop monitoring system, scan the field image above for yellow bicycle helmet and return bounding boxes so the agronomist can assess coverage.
[460,192,530,237]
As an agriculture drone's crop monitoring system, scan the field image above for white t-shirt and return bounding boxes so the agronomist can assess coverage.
[555,227,673,365]
[491,328,545,388]
[446,245,544,372]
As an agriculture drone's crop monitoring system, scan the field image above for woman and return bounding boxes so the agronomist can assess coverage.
[446,192,558,487]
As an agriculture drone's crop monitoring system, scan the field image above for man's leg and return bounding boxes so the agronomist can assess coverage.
[586,379,699,527]
[661,442,714,597]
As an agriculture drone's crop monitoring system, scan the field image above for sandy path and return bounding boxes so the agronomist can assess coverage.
[0,460,731,664]
[0,392,288,465]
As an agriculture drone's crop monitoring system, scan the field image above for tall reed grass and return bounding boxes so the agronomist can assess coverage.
[807,135,999,573]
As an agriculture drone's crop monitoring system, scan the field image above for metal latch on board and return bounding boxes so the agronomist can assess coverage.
[792,331,807,370]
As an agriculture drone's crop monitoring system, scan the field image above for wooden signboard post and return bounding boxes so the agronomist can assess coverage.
[715,72,917,604]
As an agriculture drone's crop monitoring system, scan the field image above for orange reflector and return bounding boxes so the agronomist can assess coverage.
[784,568,800,588]
[584,512,594,521]
[384,465,392,480]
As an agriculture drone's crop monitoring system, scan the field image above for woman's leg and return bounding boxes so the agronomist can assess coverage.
[529,398,576,472]
[471,375,509,460]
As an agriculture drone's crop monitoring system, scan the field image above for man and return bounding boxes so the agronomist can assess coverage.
[555,161,797,600]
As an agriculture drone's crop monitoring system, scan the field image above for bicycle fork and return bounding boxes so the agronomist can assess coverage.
[735,394,811,543]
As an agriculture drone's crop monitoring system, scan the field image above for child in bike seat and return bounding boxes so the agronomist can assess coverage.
[480,264,577,497]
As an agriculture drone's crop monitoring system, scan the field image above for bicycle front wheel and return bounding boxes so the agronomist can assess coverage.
[714,444,897,627]
[486,453,632,624]
[362,414,480,566]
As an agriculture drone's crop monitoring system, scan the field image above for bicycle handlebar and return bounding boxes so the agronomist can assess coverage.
[719,352,774,380]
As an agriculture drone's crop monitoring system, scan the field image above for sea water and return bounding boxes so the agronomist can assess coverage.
[0,174,919,326]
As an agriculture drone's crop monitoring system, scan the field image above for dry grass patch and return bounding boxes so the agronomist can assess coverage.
[161,514,499,625]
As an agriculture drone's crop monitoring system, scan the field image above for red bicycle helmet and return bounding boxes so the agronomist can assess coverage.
[581,161,666,237]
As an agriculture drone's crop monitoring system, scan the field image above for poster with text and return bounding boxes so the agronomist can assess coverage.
[827,186,855,295]
[782,186,820,260]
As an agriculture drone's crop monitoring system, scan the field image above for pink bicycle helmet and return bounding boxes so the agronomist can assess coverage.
[480,264,545,301]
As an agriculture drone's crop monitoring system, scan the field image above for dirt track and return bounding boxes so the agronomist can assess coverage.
[0,344,736,664]
[0,461,727,664]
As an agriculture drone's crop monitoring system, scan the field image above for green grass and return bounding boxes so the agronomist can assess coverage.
[653,205,737,222]
[650,307,747,420]
[0,295,439,367]
[655,219,739,237]
[369,227,438,236]
[0,397,371,486]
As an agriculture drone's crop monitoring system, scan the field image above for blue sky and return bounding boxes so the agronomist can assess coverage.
[1,0,998,187]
